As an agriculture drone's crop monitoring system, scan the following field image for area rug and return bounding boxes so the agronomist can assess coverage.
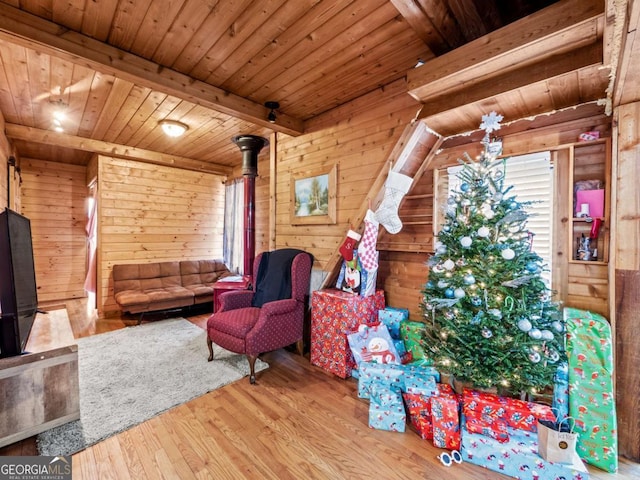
[36,318,268,456]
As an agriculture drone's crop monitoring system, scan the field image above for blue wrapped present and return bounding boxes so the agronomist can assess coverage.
[368,382,406,432]
[461,424,589,480]
[552,362,569,421]
[378,306,409,339]
[358,361,440,399]
[393,339,411,363]
[404,372,437,396]
[358,362,404,399]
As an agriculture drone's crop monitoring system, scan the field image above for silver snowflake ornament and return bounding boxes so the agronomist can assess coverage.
[480,111,504,134]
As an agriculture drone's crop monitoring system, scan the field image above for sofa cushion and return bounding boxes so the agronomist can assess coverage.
[114,290,150,313]
[180,259,232,304]
[180,259,231,286]
[114,286,193,314]
[113,261,182,294]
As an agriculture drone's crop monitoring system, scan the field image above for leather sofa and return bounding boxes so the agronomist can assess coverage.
[113,259,232,316]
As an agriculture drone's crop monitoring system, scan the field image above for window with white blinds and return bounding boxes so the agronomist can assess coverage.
[441,152,553,285]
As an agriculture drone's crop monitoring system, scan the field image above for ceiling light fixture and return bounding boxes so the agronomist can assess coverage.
[49,98,68,132]
[159,119,188,137]
[265,101,280,123]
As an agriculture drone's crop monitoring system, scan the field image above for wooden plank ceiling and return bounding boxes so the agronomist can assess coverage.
[0,0,612,174]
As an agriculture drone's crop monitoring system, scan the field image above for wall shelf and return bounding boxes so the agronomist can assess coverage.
[553,137,611,318]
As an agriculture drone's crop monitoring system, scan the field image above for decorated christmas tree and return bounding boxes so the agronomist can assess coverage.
[421,112,565,395]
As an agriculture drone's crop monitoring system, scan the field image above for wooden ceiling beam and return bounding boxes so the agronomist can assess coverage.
[0,3,305,137]
[4,123,232,176]
[390,0,461,55]
[611,0,640,107]
[406,0,605,102]
[417,42,604,121]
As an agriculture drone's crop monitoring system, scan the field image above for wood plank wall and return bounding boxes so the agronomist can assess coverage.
[0,159,6,210]
[613,101,640,461]
[20,158,87,303]
[266,86,615,324]
[0,112,9,208]
[377,111,613,321]
[270,79,422,271]
[96,155,226,315]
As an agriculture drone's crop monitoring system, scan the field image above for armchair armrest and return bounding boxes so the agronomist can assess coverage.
[245,298,304,355]
[250,298,299,333]
[218,290,254,312]
[259,298,298,317]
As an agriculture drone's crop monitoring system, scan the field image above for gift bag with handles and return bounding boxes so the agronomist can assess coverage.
[537,415,578,464]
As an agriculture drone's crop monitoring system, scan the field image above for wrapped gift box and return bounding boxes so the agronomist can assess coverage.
[431,393,461,450]
[358,361,439,399]
[404,373,437,396]
[403,383,453,440]
[378,306,409,339]
[393,339,410,364]
[461,424,589,480]
[463,389,555,436]
[368,383,406,432]
[466,417,510,443]
[310,289,385,378]
[552,362,569,421]
[347,323,400,366]
[565,307,618,473]
[399,320,432,365]
[403,391,432,439]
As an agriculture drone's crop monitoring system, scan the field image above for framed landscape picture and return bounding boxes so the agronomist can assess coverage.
[291,164,337,225]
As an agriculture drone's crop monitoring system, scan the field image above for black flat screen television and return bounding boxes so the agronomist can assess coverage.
[0,208,38,358]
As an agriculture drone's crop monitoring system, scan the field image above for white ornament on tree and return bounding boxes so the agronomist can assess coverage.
[517,318,532,332]
[482,205,495,219]
[541,330,554,341]
[528,351,541,363]
[528,328,542,340]
[501,248,515,260]
[443,259,455,270]
[463,274,476,285]
[477,226,490,238]
[460,236,472,248]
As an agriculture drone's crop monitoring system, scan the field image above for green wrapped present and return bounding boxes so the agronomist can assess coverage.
[399,320,432,365]
[565,307,617,473]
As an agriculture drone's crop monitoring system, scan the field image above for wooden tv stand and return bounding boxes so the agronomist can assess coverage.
[0,309,80,448]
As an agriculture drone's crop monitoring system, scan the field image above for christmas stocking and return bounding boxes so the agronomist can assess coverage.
[357,209,379,271]
[374,171,413,234]
[339,229,361,261]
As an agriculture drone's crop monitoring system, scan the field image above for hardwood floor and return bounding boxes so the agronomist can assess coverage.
[1,298,639,479]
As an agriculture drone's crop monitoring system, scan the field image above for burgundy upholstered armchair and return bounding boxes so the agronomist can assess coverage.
[206,249,313,384]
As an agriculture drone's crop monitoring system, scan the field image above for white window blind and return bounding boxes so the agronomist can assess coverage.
[443,152,553,285]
